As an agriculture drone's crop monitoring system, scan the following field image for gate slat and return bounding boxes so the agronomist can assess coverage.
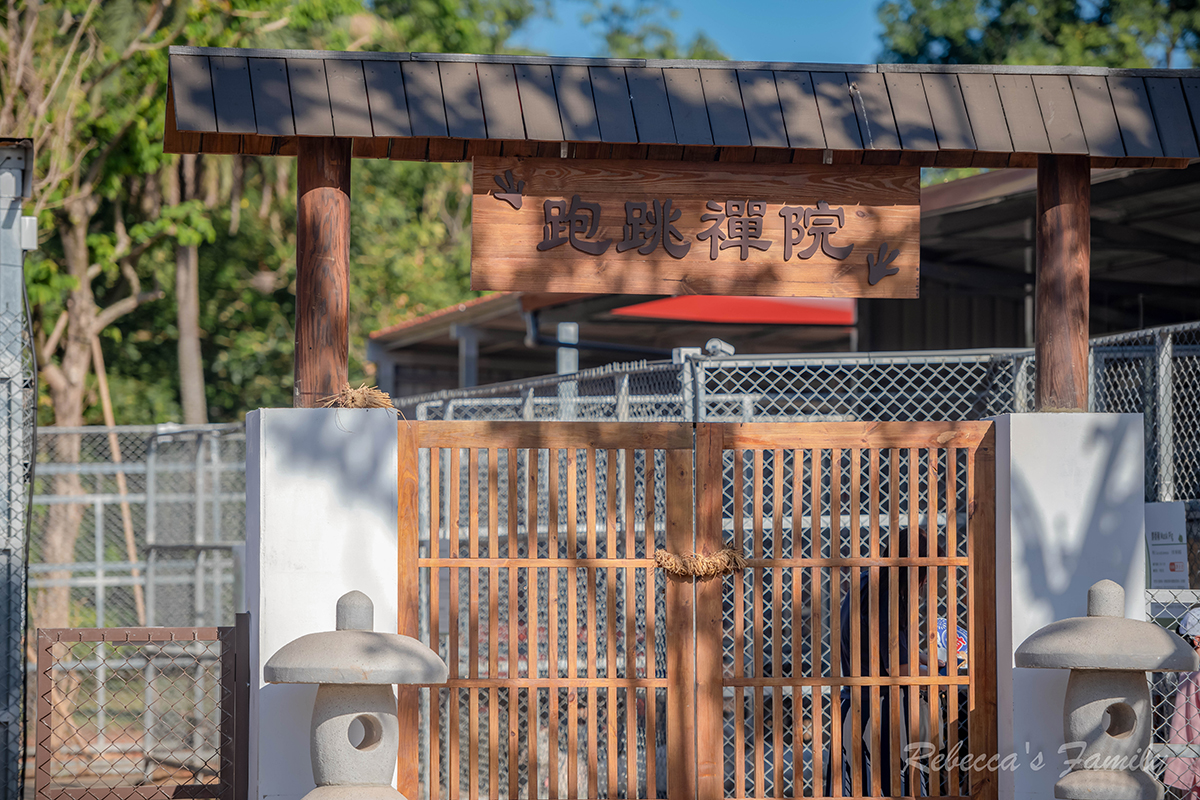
[970,431,999,800]
[947,446,961,796]
[606,452,618,798]
[810,448,826,800]
[542,450,557,800]
[507,451,518,800]
[449,447,461,800]
[644,452,658,799]
[888,449,902,798]
[586,449,599,799]
[665,447,696,800]
[790,449,805,800]
[624,448,637,800]
[771,450,784,800]
[849,450,859,800]
[753,449,766,800]
[907,448,920,796]
[696,426,725,800]
[399,424,421,798]
[868,449,883,799]
[825,450,844,800]
[430,450,441,800]
[928,449,942,796]
[467,449,480,800]
[566,448,578,800]
[488,451,500,799]
[734,448,746,798]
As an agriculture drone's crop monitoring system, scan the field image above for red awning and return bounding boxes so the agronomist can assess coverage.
[610,296,855,326]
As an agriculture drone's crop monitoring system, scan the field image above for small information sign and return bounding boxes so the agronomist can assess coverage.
[1146,501,1189,589]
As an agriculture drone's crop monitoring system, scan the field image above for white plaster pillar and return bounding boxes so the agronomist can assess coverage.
[992,413,1146,800]
[245,408,399,800]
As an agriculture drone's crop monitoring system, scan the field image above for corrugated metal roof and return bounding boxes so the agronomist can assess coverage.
[165,46,1200,167]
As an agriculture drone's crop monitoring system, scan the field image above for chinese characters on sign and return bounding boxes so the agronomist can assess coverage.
[536,195,863,265]
[470,157,920,298]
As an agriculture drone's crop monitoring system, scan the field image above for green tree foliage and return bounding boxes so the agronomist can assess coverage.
[17,0,723,430]
[581,0,726,59]
[878,0,1200,67]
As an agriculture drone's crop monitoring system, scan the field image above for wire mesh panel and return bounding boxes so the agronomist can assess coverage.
[698,423,996,800]
[694,355,1027,422]
[411,422,694,800]
[29,424,246,632]
[33,621,248,800]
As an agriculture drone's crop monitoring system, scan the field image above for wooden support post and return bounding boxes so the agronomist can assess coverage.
[1035,154,1090,412]
[294,137,351,407]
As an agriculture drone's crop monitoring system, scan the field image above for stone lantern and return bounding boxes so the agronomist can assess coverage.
[264,590,448,800]
[1015,580,1198,800]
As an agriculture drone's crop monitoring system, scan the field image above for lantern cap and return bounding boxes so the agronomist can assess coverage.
[1015,580,1199,671]
[264,591,448,685]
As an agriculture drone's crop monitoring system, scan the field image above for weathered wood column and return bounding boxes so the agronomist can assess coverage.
[294,137,351,407]
[1035,154,1090,412]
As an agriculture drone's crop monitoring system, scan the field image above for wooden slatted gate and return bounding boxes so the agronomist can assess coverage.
[398,421,996,800]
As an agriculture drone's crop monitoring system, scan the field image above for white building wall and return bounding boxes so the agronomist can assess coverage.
[245,408,399,800]
[992,413,1146,800]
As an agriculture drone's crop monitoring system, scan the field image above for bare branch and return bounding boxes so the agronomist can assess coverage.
[36,0,100,122]
[41,311,69,363]
[91,286,164,335]
[40,361,68,395]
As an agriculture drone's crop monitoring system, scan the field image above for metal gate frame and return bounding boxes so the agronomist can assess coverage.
[33,618,250,800]
[399,421,997,800]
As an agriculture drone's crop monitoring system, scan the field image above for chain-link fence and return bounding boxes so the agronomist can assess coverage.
[2,295,35,798]
[401,321,1200,503]
[28,424,246,632]
[1145,590,1200,799]
[33,622,247,800]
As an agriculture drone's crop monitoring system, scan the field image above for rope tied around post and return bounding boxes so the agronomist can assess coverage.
[653,547,747,578]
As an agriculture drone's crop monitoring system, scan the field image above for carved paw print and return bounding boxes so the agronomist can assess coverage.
[493,169,525,210]
[867,242,901,286]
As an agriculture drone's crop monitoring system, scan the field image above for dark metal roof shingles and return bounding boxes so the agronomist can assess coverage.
[847,72,900,151]
[362,61,411,138]
[247,58,294,136]
[171,55,217,132]
[209,56,256,134]
[736,70,788,149]
[699,69,751,147]
[662,68,714,146]
[589,66,639,144]
[624,68,677,144]
[553,65,602,142]
[286,58,334,136]
[324,59,373,138]
[165,48,1200,160]
[514,63,564,141]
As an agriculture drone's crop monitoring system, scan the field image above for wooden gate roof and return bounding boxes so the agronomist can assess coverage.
[165,46,1200,168]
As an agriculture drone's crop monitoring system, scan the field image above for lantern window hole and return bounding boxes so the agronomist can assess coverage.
[1103,702,1136,739]
[348,714,384,751]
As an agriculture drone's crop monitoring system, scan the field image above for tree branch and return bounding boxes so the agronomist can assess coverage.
[41,311,68,364]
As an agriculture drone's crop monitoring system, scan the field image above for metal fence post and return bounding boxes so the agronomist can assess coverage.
[145,436,158,627]
[681,360,695,422]
[0,140,35,800]
[1157,330,1175,502]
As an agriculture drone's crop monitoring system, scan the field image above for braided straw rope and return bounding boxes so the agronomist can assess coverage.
[653,548,747,577]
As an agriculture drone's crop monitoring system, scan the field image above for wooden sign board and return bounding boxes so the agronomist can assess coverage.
[471,156,920,298]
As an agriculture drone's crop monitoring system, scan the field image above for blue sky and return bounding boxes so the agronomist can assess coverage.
[514,0,885,63]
